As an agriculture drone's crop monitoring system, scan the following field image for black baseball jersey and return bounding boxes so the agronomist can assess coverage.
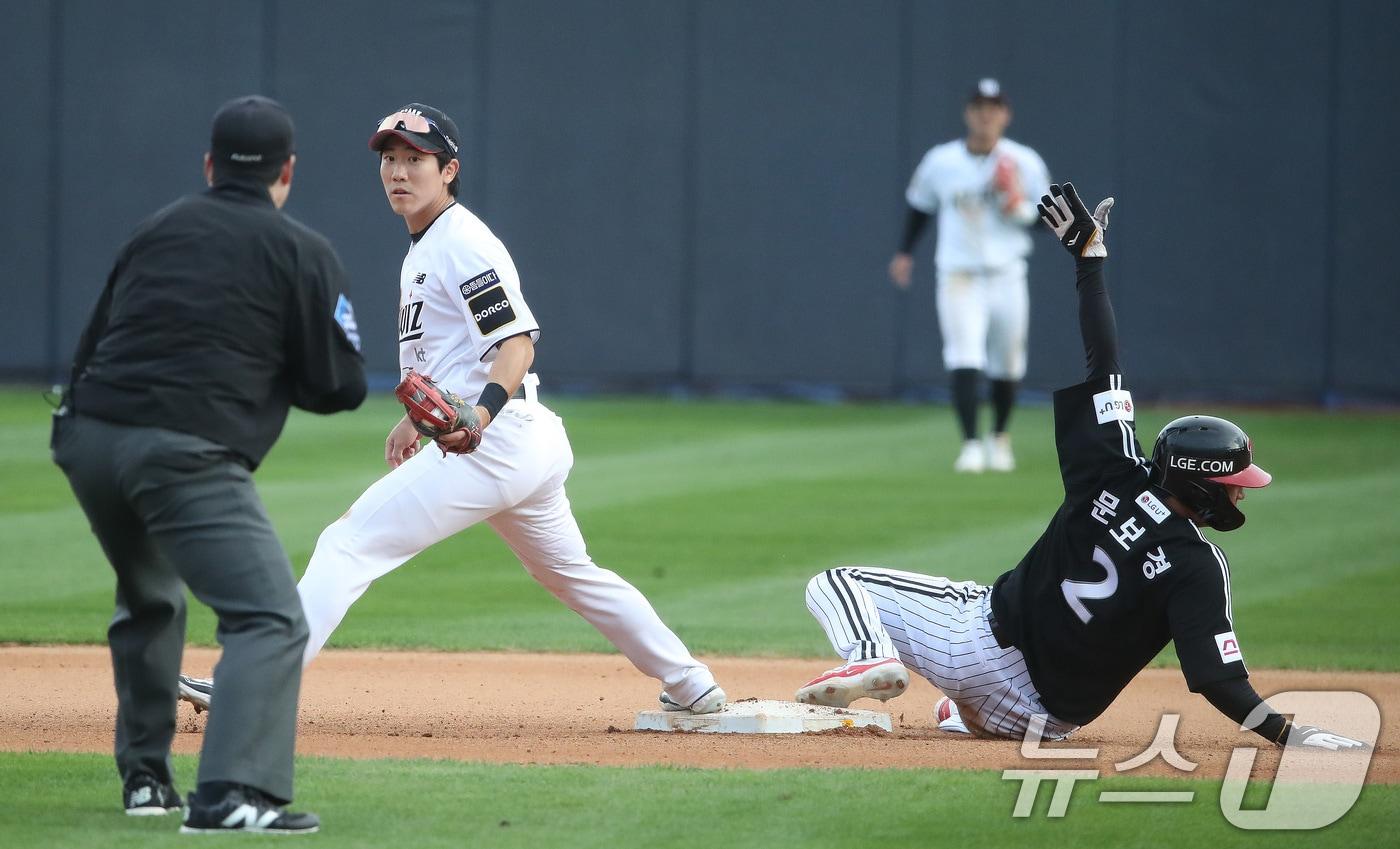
[989,375,1248,726]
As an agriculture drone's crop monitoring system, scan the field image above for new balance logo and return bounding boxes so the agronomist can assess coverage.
[222,804,281,830]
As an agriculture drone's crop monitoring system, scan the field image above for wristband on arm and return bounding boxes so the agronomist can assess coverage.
[476,382,509,421]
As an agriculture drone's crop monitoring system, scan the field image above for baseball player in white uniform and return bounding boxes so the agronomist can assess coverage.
[889,79,1050,473]
[179,103,725,716]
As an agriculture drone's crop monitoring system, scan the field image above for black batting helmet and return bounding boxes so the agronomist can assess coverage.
[1148,415,1271,532]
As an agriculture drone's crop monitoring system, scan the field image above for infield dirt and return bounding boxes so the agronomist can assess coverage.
[3,646,1393,783]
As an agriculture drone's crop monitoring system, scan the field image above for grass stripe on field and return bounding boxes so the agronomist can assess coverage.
[0,389,1395,669]
[0,752,1394,848]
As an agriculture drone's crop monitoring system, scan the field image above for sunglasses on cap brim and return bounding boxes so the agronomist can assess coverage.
[376,110,440,135]
[371,111,456,153]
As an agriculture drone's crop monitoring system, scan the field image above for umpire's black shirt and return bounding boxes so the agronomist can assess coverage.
[68,179,367,469]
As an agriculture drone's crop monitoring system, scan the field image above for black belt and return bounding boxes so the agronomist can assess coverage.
[987,608,1014,650]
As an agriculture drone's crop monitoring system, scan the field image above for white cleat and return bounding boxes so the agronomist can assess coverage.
[659,685,727,715]
[953,440,986,474]
[177,674,213,713]
[986,433,1015,472]
[795,658,909,708]
[935,696,970,734]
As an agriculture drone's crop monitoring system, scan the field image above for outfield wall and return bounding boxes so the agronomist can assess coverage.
[4,0,1397,403]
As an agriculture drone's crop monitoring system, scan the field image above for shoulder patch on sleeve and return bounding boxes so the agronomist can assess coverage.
[466,286,517,336]
[459,268,501,300]
[1214,631,1243,663]
[1092,388,1134,423]
[334,293,361,352]
[1135,490,1171,524]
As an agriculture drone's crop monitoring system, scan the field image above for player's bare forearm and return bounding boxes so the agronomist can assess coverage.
[476,334,534,427]
[485,334,534,396]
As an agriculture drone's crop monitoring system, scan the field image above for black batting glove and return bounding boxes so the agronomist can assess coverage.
[1038,182,1113,259]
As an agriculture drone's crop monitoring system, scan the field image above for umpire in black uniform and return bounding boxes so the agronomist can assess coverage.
[52,95,366,834]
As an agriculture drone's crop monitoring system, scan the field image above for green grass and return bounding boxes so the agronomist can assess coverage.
[3,390,1397,847]
[1,387,1397,668]
[0,752,1393,848]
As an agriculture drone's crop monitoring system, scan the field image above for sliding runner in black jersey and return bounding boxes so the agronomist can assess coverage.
[796,183,1365,751]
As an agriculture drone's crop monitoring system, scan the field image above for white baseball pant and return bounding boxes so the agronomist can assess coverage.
[936,259,1029,380]
[295,386,717,706]
[805,566,1076,739]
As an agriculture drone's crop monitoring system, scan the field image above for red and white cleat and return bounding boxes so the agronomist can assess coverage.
[935,696,970,734]
[795,658,909,708]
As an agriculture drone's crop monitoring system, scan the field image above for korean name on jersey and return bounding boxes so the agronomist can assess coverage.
[989,376,1246,726]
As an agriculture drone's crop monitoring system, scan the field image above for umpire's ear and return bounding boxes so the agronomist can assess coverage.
[278,155,297,187]
[203,153,215,187]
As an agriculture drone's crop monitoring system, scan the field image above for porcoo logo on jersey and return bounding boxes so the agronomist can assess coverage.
[474,300,510,321]
[466,284,517,335]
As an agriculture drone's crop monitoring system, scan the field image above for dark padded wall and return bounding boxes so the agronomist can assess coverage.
[1114,1,1332,402]
[0,7,54,375]
[484,0,690,381]
[692,1,903,385]
[7,0,1398,403]
[1329,1,1400,402]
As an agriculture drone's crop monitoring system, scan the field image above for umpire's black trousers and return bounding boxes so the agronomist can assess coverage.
[53,415,307,803]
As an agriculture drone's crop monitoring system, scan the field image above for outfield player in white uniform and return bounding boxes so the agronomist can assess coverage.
[799,183,1365,753]
[179,103,725,716]
[890,79,1050,473]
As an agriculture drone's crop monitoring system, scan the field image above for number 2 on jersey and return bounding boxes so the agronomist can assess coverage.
[1061,546,1118,624]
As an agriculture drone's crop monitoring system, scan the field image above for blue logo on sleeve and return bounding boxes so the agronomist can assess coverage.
[334,293,361,352]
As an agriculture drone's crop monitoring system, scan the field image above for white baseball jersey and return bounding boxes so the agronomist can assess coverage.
[396,203,540,397]
[290,201,719,709]
[905,138,1050,272]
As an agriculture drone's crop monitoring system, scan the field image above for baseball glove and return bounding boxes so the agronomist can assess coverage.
[393,370,483,455]
[993,155,1023,211]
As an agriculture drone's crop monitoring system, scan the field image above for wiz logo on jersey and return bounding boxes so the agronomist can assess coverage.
[398,300,424,342]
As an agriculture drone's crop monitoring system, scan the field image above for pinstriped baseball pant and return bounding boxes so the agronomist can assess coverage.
[805,566,1077,739]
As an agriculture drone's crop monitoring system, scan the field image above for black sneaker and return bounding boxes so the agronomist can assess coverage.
[180,787,319,835]
[123,773,183,816]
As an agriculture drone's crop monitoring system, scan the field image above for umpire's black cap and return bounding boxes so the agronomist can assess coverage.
[368,103,461,159]
[210,95,294,166]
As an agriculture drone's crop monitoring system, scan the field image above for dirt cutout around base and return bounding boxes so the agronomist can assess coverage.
[3,646,1394,783]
